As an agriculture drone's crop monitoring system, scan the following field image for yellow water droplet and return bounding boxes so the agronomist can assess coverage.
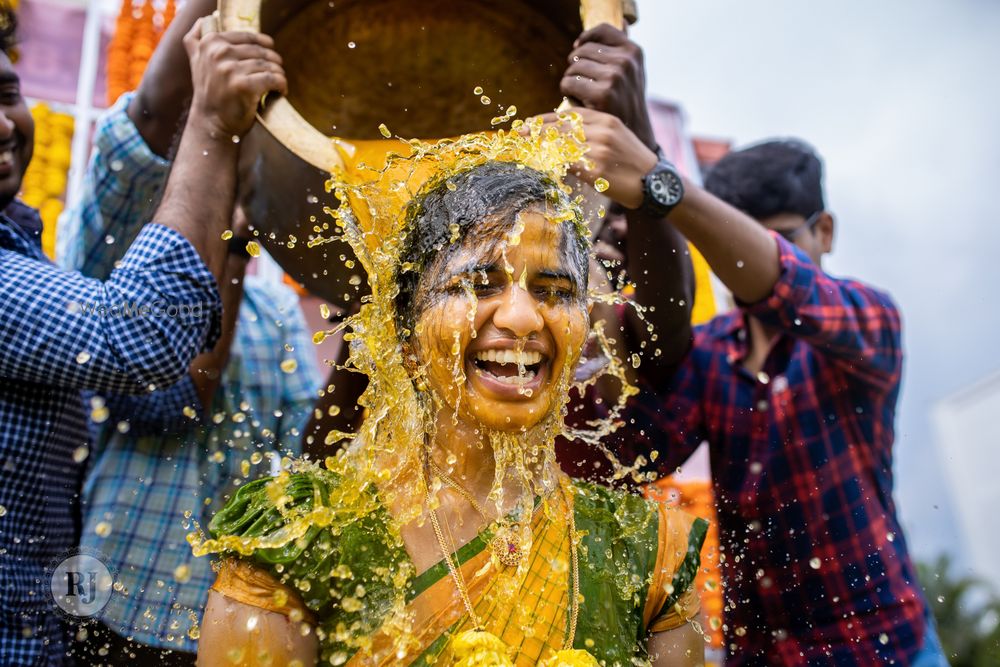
[630,353,641,369]
[312,331,327,345]
[174,564,191,583]
[221,230,233,240]
[187,625,200,640]
[280,359,298,373]
[378,123,391,138]
[95,521,112,537]
[182,405,198,419]
[0,505,7,517]
[72,446,89,463]
[594,177,610,192]
[250,452,263,465]
[480,95,491,105]
[319,303,331,319]
[473,86,484,95]
[91,406,109,423]
[241,460,251,477]
[245,241,261,257]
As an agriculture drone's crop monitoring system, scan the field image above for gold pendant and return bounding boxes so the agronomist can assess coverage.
[490,527,522,568]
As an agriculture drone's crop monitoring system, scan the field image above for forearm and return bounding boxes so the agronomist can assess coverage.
[667,184,780,304]
[303,350,367,459]
[190,254,248,409]
[155,116,238,280]
[128,0,217,157]
[626,209,694,374]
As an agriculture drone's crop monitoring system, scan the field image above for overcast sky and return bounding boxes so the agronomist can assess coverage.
[632,0,1000,572]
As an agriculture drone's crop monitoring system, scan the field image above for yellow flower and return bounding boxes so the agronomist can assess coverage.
[538,649,601,667]
[451,630,514,666]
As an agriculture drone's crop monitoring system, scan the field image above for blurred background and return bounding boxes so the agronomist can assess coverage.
[11,0,999,662]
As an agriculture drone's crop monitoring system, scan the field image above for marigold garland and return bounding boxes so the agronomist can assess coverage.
[19,102,74,259]
[106,0,177,105]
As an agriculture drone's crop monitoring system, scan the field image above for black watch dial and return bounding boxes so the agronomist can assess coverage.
[647,167,684,208]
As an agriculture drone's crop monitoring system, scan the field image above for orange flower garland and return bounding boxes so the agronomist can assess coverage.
[106,0,177,105]
[19,103,74,259]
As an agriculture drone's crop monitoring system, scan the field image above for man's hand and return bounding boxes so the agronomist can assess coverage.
[536,108,657,210]
[561,23,656,150]
[183,19,287,139]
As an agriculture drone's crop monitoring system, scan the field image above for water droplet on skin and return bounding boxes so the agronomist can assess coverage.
[231,135,240,144]
[736,260,745,268]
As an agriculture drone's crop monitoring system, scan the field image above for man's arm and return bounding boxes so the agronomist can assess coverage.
[128,0,217,157]
[560,24,694,381]
[57,0,216,276]
[157,21,285,278]
[559,110,900,386]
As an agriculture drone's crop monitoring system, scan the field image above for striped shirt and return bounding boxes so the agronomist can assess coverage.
[617,233,930,665]
[60,94,322,653]
[0,201,221,665]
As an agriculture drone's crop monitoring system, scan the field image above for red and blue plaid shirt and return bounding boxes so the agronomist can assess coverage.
[618,233,929,665]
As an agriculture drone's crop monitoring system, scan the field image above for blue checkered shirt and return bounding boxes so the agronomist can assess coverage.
[60,94,322,654]
[0,202,221,665]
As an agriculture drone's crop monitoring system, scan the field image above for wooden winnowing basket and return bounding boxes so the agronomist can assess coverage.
[220,0,633,304]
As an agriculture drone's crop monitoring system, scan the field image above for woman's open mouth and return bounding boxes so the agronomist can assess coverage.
[468,348,548,395]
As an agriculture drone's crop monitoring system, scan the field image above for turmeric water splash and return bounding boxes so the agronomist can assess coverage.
[190,111,653,662]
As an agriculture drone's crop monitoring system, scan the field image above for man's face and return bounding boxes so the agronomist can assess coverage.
[411,210,589,433]
[0,51,33,209]
[760,211,834,265]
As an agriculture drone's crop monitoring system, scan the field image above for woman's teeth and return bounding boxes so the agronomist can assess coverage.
[473,349,542,365]
[472,349,542,385]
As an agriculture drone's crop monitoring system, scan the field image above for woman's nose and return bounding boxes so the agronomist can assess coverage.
[491,284,544,338]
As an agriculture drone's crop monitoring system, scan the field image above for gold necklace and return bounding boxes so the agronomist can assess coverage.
[423,463,582,655]
[428,458,523,568]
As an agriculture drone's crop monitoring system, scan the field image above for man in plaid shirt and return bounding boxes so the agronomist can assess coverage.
[55,2,320,664]
[0,8,289,665]
[571,105,946,664]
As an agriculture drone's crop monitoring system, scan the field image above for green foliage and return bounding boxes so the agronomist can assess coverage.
[918,554,1000,666]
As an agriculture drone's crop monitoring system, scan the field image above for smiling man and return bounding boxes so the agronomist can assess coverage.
[0,8,287,663]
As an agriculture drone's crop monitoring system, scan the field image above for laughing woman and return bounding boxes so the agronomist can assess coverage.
[194,162,707,667]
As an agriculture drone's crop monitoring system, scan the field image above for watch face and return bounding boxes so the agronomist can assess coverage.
[648,169,684,207]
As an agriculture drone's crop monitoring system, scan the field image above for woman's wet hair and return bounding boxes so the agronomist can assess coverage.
[394,161,589,336]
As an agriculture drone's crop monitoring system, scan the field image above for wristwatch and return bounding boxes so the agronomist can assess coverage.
[640,159,685,218]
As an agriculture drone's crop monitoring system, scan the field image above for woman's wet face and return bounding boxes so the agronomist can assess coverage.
[410,209,589,432]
